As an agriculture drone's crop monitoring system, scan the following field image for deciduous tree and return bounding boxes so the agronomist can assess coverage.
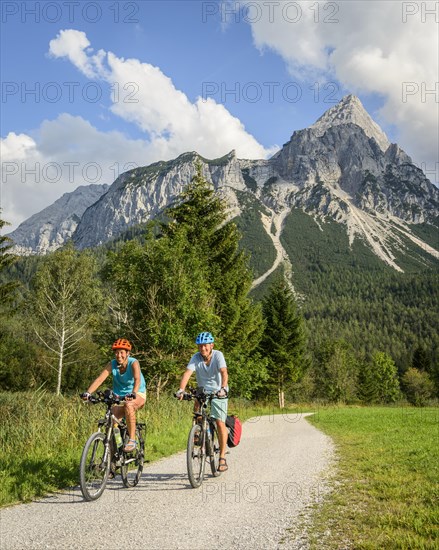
[402,367,434,406]
[30,244,105,395]
[314,340,359,403]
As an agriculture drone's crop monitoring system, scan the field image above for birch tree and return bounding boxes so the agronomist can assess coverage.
[30,244,104,395]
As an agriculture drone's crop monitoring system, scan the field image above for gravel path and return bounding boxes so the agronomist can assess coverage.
[0,413,335,550]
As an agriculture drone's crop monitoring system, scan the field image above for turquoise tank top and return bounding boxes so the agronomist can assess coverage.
[111,356,146,396]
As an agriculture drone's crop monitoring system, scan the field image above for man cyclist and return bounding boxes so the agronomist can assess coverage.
[176,332,229,472]
[81,338,146,452]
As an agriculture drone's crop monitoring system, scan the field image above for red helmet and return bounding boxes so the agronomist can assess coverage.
[112,338,132,351]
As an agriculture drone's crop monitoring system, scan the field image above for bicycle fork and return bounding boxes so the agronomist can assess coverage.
[100,424,114,469]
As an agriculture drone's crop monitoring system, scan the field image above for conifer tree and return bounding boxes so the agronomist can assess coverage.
[0,214,19,304]
[358,362,380,404]
[162,161,264,354]
[104,228,220,397]
[411,346,439,397]
[411,346,431,372]
[259,278,306,407]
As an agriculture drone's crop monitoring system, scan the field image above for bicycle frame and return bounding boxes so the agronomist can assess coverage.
[95,394,127,465]
[183,387,222,488]
[79,389,145,500]
[193,395,217,443]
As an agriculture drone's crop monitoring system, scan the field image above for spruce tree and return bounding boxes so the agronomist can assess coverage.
[358,362,380,404]
[0,214,19,304]
[162,161,264,354]
[371,352,401,403]
[411,346,431,372]
[259,278,306,407]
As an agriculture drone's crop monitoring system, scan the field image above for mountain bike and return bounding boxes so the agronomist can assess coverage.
[176,387,223,488]
[79,389,145,501]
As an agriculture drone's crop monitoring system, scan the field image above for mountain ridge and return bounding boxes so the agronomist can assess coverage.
[8,96,439,276]
[9,184,109,255]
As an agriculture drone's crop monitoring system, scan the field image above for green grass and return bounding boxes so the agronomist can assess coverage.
[306,406,439,549]
[0,390,284,507]
[4,394,438,550]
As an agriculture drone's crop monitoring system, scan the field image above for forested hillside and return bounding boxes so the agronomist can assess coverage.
[1,170,438,405]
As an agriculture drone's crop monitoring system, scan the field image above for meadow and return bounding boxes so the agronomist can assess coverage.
[1,391,437,550]
[307,406,438,549]
[0,389,270,506]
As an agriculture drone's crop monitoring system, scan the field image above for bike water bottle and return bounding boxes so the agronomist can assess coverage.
[114,427,123,448]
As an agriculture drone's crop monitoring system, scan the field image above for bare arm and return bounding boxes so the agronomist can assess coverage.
[220,367,228,389]
[131,360,141,393]
[177,368,194,398]
[86,363,111,394]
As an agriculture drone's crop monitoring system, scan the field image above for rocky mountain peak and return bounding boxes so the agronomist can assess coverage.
[9,184,109,255]
[310,94,390,152]
[9,95,438,271]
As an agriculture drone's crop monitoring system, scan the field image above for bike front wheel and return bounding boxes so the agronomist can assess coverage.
[187,423,206,488]
[208,423,221,477]
[79,432,110,501]
[121,427,144,488]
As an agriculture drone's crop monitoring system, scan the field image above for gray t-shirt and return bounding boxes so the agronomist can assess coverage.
[187,350,227,393]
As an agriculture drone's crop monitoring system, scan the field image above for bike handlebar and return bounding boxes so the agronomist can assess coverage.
[81,389,127,405]
[174,387,227,401]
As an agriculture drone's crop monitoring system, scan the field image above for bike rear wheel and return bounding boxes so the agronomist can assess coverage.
[79,432,110,501]
[208,422,221,477]
[187,423,205,488]
[121,427,144,488]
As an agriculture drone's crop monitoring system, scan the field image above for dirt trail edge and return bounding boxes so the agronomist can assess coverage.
[0,413,335,550]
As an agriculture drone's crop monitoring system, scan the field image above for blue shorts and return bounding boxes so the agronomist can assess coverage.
[211,397,228,422]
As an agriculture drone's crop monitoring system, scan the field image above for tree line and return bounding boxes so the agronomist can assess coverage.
[1,167,437,406]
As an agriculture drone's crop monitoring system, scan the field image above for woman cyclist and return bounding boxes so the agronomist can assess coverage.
[81,338,146,452]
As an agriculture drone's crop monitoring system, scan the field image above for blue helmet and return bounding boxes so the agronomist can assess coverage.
[195,332,214,345]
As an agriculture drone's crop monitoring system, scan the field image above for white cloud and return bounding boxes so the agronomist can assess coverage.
[1,115,153,231]
[48,30,273,160]
[2,29,276,231]
[48,29,108,79]
[244,0,439,172]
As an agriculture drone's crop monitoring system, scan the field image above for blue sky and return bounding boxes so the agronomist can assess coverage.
[1,1,438,231]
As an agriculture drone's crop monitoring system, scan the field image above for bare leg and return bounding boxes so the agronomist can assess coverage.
[216,419,228,459]
[124,396,145,441]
